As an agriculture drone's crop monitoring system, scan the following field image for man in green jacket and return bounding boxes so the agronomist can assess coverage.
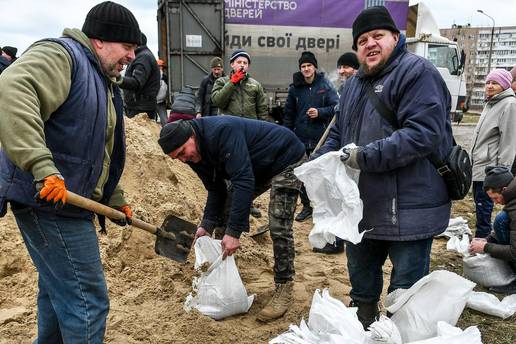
[211,49,272,121]
[0,1,138,342]
[470,166,516,294]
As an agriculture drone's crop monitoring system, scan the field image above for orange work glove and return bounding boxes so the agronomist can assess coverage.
[111,205,133,226]
[36,174,67,208]
[230,69,245,84]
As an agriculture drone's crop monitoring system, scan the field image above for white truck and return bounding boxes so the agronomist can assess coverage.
[406,2,467,120]
[157,0,466,119]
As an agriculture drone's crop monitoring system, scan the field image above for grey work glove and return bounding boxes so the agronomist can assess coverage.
[340,147,361,170]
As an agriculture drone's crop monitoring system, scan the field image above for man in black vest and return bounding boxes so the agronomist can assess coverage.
[0,2,140,342]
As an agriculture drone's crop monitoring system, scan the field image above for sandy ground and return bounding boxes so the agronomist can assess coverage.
[0,118,487,343]
[0,116,365,343]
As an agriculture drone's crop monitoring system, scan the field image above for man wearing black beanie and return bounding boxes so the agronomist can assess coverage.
[159,116,306,322]
[336,52,359,94]
[469,166,516,294]
[312,5,453,328]
[284,51,338,231]
[0,1,141,341]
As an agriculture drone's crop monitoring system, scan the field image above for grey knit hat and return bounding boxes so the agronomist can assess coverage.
[484,166,514,190]
[82,1,141,45]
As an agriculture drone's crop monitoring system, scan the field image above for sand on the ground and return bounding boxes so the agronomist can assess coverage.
[0,116,369,343]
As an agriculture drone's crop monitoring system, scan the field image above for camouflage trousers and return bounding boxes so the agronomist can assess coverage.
[216,156,305,283]
[267,156,306,283]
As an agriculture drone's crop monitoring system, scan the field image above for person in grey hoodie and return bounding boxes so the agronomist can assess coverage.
[471,69,516,238]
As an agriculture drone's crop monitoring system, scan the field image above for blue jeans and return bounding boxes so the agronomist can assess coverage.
[346,237,433,304]
[473,181,494,238]
[13,207,109,344]
[492,211,516,271]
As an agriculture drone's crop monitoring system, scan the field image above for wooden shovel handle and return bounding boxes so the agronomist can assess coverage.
[66,191,158,235]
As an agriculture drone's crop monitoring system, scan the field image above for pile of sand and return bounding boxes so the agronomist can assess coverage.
[0,115,350,343]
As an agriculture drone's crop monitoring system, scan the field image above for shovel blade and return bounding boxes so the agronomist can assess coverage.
[155,215,197,262]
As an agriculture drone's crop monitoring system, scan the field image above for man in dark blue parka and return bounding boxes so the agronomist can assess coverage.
[284,51,338,226]
[313,6,453,328]
[158,116,305,322]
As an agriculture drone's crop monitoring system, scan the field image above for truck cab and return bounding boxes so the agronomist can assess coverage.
[406,2,467,119]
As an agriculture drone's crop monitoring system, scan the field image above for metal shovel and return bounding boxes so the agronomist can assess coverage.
[66,191,196,262]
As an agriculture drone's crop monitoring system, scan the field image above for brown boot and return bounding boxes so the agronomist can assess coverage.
[256,281,294,322]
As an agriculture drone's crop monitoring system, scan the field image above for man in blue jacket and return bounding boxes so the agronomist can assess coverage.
[313,6,453,328]
[284,51,338,226]
[158,117,305,322]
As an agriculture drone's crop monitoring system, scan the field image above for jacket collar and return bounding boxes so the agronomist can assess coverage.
[502,177,516,204]
[485,87,516,104]
[292,71,324,87]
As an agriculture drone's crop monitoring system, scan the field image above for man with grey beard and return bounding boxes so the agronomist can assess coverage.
[312,6,453,329]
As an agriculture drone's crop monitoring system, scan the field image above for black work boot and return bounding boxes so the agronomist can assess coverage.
[313,240,345,254]
[295,206,312,222]
[349,300,379,330]
[489,280,516,295]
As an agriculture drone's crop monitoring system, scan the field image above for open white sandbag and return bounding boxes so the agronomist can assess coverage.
[294,148,364,248]
[385,270,475,343]
[184,236,254,320]
[467,291,516,319]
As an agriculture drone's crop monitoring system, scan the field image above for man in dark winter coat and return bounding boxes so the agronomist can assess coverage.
[313,6,453,328]
[0,2,138,341]
[158,117,305,322]
[0,46,17,74]
[470,166,516,294]
[337,52,359,95]
[284,51,339,227]
[197,57,224,117]
[120,33,160,120]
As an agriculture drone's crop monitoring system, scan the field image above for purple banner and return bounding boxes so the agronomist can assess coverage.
[224,0,408,30]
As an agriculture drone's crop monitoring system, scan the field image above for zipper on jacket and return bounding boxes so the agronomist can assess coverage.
[391,198,397,225]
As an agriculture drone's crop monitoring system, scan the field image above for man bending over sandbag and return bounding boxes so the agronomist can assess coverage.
[158,116,306,321]
[469,166,516,294]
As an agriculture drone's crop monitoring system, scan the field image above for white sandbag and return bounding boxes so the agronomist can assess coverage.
[307,289,366,342]
[463,253,516,287]
[294,147,364,248]
[269,320,319,344]
[446,235,471,257]
[365,316,402,344]
[385,270,475,343]
[404,321,482,344]
[467,291,516,319]
[437,217,472,238]
[184,237,254,320]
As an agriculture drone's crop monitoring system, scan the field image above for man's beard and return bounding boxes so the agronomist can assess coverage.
[362,58,387,76]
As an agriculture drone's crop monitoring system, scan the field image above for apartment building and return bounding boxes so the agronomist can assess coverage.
[442,25,516,112]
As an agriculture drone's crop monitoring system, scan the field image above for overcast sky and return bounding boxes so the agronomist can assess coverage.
[1,0,515,57]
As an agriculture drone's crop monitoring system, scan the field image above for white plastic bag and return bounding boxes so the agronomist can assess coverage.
[404,322,482,344]
[365,315,402,344]
[446,235,470,257]
[437,217,472,238]
[294,148,364,248]
[385,270,475,343]
[466,291,516,319]
[307,289,366,342]
[184,237,254,320]
[270,289,366,344]
[463,253,516,287]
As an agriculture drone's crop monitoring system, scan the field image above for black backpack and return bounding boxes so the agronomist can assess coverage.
[366,83,472,200]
